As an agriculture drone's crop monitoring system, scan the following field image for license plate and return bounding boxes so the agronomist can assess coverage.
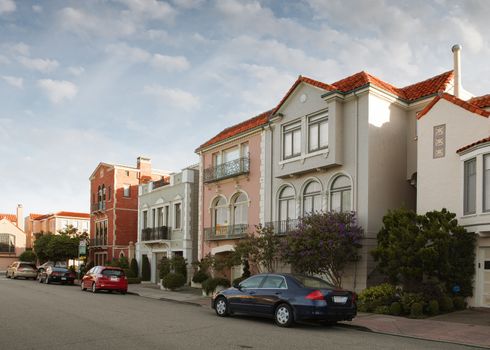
[110,277,119,281]
[333,296,348,304]
[61,277,66,280]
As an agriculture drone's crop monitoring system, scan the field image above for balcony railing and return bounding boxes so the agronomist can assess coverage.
[265,219,300,235]
[204,224,250,241]
[91,201,106,212]
[141,226,170,241]
[203,157,250,183]
[90,237,108,247]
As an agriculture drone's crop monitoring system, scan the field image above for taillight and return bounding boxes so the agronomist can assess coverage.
[51,272,60,276]
[305,290,325,301]
[352,292,357,304]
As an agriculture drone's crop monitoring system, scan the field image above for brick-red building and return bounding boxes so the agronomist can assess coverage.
[89,157,167,265]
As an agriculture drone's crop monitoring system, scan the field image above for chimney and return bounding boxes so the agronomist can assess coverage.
[137,156,152,181]
[452,44,462,98]
[16,204,24,231]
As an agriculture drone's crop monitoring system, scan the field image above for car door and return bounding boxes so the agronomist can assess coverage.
[228,275,265,314]
[83,267,95,288]
[254,275,288,315]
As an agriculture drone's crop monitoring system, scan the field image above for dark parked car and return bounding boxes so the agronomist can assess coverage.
[80,266,128,294]
[38,266,76,285]
[211,273,357,327]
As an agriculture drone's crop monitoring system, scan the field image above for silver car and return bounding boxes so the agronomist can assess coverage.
[6,261,38,280]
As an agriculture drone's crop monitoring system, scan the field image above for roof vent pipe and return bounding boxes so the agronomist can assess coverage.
[452,44,462,98]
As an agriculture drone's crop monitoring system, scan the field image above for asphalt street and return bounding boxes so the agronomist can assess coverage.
[0,276,479,350]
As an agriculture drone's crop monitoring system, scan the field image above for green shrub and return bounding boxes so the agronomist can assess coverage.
[142,255,151,281]
[130,258,138,277]
[192,270,209,284]
[159,256,171,279]
[410,302,424,318]
[374,306,391,315]
[124,268,135,278]
[427,300,440,316]
[202,277,231,295]
[127,277,141,284]
[171,255,187,279]
[358,283,398,312]
[390,302,402,316]
[19,250,37,263]
[453,296,466,310]
[401,292,425,314]
[439,296,454,312]
[162,273,186,290]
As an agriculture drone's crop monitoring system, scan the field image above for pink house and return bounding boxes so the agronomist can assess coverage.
[196,110,272,280]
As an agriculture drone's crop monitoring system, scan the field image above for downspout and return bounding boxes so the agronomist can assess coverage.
[269,121,274,222]
[353,91,360,290]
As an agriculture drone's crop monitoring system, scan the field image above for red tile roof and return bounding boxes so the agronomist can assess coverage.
[469,94,490,109]
[457,136,490,153]
[0,214,17,223]
[55,211,90,219]
[197,109,273,151]
[400,71,454,101]
[417,93,490,119]
[29,213,43,219]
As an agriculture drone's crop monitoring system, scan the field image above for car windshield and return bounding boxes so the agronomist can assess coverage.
[19,263,36,270]
[293,275,336,289]
[102,269,124,277]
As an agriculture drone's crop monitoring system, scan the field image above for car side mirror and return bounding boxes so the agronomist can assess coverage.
[233,282,242,290]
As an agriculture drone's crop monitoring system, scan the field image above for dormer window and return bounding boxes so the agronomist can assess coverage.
[283,122,301,159]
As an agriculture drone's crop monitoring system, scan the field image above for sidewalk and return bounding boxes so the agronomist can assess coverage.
[346,310,490,348]
[128,282,210,307]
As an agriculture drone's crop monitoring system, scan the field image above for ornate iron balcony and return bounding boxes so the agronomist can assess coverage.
[265,219,299,235]
[203,157,250,183]
[204,224,249,241]
[141,226,170,241]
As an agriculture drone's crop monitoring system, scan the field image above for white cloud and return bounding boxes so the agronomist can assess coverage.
[0,55,10,64]
[150,54,190,72]
[2,75,23,89]
[37,79,78,104]
[171,0,205,9]
[117,0,176,20]
[145,29,170,41]
[0,0,15,14]
[32,5,42,13]
[18,56,59,73]
[67,66,85,76]
[6,42,30,56]
[143,85,200,111]
[105,42,150,62]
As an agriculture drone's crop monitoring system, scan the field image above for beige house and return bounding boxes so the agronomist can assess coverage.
[416,48,490,307]
[0,205,27,270]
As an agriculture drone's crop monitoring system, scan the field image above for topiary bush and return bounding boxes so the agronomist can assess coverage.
[192,270,209,284]
[390,302,402,316]
[159,256,171,280]
[202,277,231,295]
[171,255,187,279]
[358,283,398,312]
[427,300,440,316]
[142,255,151,281]
[410,302,424,318]
[127,277,141,284]
[374,306,391,315]
[401,292,424,315]
[453,296,466,310]
[439,296,454,312]
[19,250,37,263]
[130,258,139,277]
[162,273,186,290]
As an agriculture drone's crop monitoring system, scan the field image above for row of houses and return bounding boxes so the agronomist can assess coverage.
[87,46,489,308]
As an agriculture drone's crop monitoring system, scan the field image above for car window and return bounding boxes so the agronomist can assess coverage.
[293,275,336,289]
[19,263,35,270]
[102,269,124,277]
[87,267,95,274]
[262,275,287,289]
[240,275,265,289]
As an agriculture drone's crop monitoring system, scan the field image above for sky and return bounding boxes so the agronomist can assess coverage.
[0,0,489,216]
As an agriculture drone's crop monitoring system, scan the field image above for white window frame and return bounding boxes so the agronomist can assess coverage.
[282,121,302,160]
[308,113,328,153]
[463,158,477,215]
[174,202,182,230]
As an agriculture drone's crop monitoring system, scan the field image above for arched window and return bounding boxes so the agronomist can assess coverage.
[102,185,106,201]
[97,186,102,203]
[278,186,295,222]
[303,181,322,215]
[330,175,352,212]
[212,197,228,228]
[232,193,248,226]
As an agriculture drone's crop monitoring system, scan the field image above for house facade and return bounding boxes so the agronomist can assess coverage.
[89,157,168,265]
[196,111,271,280]
[0,205,27,270]
[136,166,199,283]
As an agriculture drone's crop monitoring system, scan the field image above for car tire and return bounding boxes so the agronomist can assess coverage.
[91,282,97,293]
[120,290,127,295]
[38,275,43,283]
[81,282,86,291]
[214,296,229,317]
[274,303,294,328]
[6,272,10,278]
[44,276,49,284]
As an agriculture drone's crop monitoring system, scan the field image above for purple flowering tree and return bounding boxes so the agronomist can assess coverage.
[281,211,363,287]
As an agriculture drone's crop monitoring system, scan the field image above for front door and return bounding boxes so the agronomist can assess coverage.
[481,247,490,307]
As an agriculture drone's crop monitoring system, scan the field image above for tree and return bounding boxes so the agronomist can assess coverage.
[281,211,363,287]
[33,233,54,263]
[372,208,476,296]
[235,224,282,273]
[130,258,139,277]
[19,250,37,263]
[46,234,79,263]
[58,224,89,240]
[142,255,151,281]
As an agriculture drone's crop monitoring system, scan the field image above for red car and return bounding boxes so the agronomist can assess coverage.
[80,266,128,294]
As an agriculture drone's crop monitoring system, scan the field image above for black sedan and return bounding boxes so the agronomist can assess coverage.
[38,266,76,285]
[211,273,356,327]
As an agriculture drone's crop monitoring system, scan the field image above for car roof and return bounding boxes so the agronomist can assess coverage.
[97,266,123,270]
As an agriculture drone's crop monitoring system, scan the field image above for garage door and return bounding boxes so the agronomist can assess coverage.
[482,248,490,307]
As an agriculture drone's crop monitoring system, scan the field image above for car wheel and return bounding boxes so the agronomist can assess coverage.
[214,296,229,317]
[91,282,97,293]
[44,276,50,284]
[80,282,86,291]
[6,272,10,278]
[274,303,294,327]
[120,290,127,295]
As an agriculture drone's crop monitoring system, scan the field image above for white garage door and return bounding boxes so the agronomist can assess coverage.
[481,248,490,307]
